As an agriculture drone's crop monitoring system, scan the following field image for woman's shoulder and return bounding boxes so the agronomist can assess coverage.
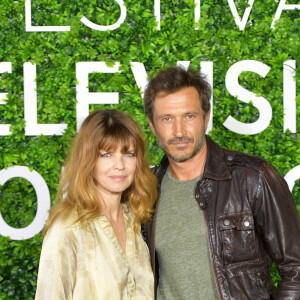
[47,209,80,237]
[40,210,80,261]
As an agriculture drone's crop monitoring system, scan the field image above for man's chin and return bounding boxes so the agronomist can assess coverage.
[167,152,193,162]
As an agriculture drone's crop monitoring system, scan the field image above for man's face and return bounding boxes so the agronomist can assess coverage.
[148,87,210,162]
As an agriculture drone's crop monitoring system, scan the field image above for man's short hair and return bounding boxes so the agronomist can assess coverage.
[144,65,211,123]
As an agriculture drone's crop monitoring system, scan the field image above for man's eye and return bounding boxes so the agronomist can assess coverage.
[162,117,171,122]
[186,114,195,119]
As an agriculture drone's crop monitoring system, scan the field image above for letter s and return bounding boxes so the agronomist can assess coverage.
[80,0,127,31]
[223,60,272,135]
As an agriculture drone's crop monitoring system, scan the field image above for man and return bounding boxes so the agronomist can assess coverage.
[143,65,300,299]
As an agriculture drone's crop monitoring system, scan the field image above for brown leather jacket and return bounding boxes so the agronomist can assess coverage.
[143,137,300,300]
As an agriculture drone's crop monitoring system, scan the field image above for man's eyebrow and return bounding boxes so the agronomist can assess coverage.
[156,113,172,118]
[156,111,201,118]
[185,111,201,115]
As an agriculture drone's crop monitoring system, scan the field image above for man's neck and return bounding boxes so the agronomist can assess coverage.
[168,143,207,181]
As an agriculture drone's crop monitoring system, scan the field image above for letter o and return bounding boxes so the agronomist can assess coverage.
[0,166,51,240]
[284,165,300,192]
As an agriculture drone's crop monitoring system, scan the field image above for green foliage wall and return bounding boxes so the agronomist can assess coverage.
[0,0,299,298]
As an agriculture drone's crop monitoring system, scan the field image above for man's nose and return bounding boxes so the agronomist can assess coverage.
[173,119,185,137]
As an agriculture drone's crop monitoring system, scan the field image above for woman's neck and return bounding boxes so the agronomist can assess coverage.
[100,193,123,222]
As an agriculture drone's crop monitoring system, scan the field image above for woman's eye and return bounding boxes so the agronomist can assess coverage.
[100,152,111,157]
[125,152,135,157]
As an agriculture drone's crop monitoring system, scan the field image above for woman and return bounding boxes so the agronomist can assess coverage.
[35,109,157,300]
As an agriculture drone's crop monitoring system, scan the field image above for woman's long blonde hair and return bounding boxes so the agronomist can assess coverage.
[44,109,157,234]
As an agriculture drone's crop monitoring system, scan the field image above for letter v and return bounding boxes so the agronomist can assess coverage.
[227,0,254,30]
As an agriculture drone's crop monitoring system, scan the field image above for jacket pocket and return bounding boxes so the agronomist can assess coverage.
[218,211,259,265]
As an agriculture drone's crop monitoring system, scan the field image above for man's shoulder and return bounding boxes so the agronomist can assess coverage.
[150,155,169,178]
[207,136,270,171]
[220,146,272,174]
[223,147,265,164]
[150,165,159,173]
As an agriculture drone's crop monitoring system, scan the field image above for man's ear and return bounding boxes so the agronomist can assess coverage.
[147,116,156,136]
[204,109,211,132]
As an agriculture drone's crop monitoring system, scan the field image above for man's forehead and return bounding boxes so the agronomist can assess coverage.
[153,92,203,117]
[155,88,185,98]
[153,87,201,105]
[155,90,170,97]
[154,86,199,98]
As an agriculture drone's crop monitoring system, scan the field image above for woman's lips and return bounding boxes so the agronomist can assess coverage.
[109,175,126,181]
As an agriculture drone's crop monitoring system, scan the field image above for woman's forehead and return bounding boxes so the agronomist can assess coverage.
[99,137,135,151]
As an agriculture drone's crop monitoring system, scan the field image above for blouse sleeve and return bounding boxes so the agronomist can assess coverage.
[35,215,78,300]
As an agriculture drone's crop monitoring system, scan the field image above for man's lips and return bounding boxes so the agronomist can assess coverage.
[171,141,189,146]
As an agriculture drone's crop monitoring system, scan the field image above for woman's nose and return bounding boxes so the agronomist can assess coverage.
[113,155,125,170]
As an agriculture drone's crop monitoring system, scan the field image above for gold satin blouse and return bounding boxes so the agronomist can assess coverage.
[35,205,154,300]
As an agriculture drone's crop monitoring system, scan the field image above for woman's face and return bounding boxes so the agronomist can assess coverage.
[94,144,137,199]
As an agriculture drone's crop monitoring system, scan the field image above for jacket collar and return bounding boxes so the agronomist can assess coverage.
[203,136,231,181]
[155,136,231,184]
